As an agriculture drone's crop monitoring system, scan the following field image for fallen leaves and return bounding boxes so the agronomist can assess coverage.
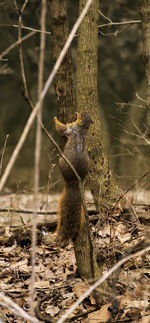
[84,303,111,323]
[0,193,149,322]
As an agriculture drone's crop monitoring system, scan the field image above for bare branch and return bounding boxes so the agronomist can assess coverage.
[31,0,47,314]
[0,31,35,60]
[0,207,57,215]
[21,0,28,12]
[99,23,136,37]
[0,293,40,323]
[98,12,140,36]
[112,169,150,214]
[136,92,147,103]
[98,19,141,29]
[116,102,146,109]
[0,23,51,34]
[98,9,112,23]
[0,13,139,60]
[0,135,9,177]
[132,118,150,145]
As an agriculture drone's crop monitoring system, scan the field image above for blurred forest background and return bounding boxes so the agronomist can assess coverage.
[0,0,148,193]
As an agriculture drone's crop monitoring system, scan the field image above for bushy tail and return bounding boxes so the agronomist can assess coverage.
[56,182,84,247]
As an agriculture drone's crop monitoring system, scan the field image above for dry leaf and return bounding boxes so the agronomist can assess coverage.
[46,305,59,316]
[120,291,149,311]
[98,224,112,238]
[115,223,131,243]
[34,280,50,289]
[11,259,28,269]
[85,303,111,323]
[73,281,89,298]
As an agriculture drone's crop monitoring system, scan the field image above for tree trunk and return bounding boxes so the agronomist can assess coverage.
[49,0,75,127]
[50,0,99,283]
[74,0,109,288]
[73,212,101,280]
[76,0,118,210]
[138,0,150,135]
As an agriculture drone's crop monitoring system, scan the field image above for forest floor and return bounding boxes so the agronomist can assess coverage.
[0,192,149,323]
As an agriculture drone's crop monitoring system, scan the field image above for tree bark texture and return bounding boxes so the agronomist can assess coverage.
[50,0,99,283]
[138,0,150,133]
[73,216,101,280]
[76,0,118,210]
[74,0,109,287]
[49,0,75,126]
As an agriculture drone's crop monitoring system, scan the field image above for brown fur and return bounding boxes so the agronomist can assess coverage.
[54,112,92,247]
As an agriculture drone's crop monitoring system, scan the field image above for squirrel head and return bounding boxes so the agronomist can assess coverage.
[54,112,92,137]
[74,112,92,129]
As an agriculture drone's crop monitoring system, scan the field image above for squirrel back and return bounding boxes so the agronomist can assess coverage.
[54,112,92,247]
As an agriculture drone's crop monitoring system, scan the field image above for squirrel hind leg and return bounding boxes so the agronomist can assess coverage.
[55,217,70,247]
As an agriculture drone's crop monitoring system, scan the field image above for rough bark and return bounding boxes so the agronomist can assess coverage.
[49,0,75,126]
[74,0,110,286]
[50,0,98,283]
[76,0,118,210]
[74,215,100,280]
[138,0,150,134]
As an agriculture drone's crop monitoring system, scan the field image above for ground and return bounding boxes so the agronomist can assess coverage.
[0,192,149,322]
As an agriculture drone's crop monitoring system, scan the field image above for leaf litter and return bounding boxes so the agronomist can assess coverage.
[0,193,149,322]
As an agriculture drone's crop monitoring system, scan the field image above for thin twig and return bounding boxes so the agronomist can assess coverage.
[122,193,140,223]
[31,0,47,314]
[111,169,150,214]
[100,25,134,37]
[0,20,141,33]
[57,245,150,323]
[132,118,150,145]
[0,31,35,60]
[0,134,9,177]
[98,9,112,23]
[0,207,98,216]
[0,207,57,215]
[98,10,141,37]
[136,92,147,103]
[116,102,146,109]
[0,293,40,323]
[15,0,39,315]
[98,19,141,29]
[0,17,141,61]
[0,23,51,34]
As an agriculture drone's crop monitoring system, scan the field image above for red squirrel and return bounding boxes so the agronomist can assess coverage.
[54,112,92,247]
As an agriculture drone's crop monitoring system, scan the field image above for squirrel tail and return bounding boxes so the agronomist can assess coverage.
[56,182,84,247]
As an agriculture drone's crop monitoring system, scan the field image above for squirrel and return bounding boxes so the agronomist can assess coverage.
[54,111,92,247]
